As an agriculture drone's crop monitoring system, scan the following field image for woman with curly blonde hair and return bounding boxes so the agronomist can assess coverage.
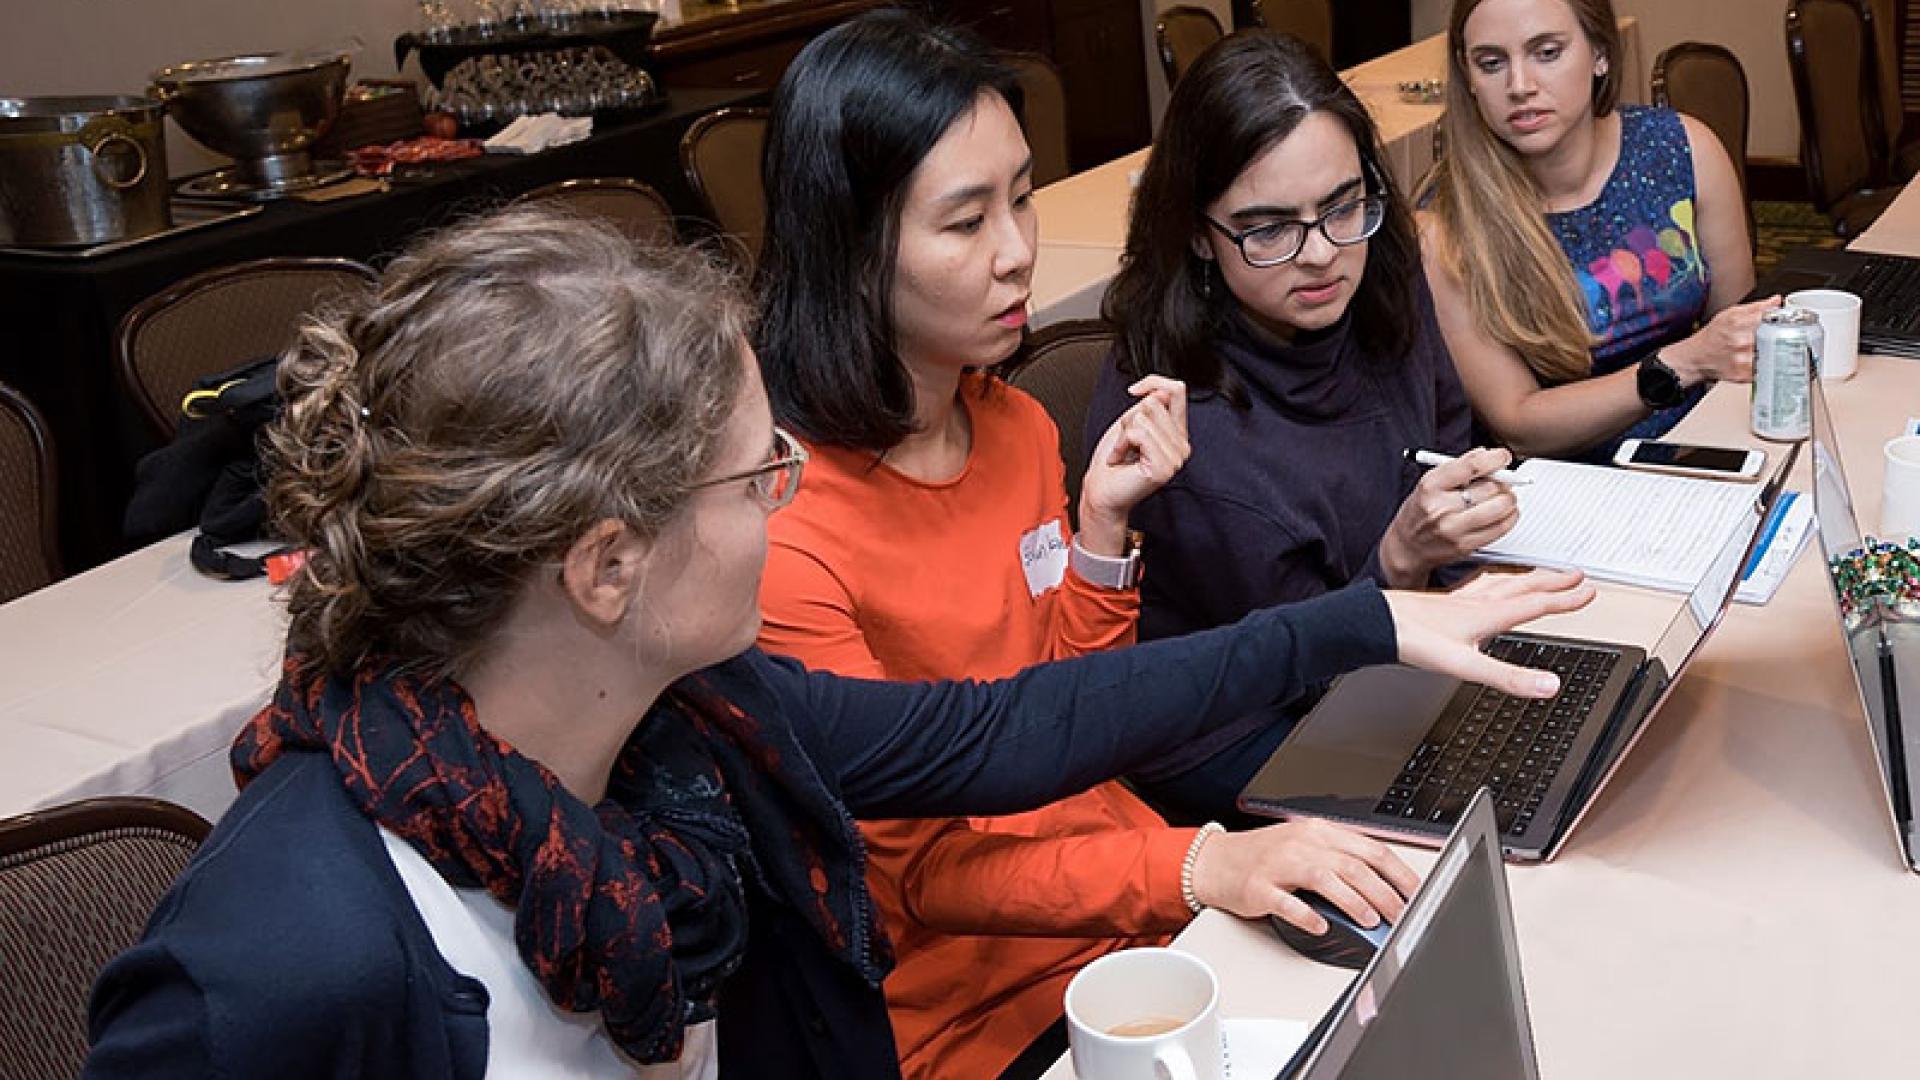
[85,205,1589,1080]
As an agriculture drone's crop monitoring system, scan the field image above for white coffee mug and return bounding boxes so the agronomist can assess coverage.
[1065,947,1223,1080]
[1882,435,1920,541]
[1788,288,1863,380]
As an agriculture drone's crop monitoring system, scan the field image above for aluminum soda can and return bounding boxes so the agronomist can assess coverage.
[1752,306,1823,442]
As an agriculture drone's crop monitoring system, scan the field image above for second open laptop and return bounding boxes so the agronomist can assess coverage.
[1808,375,1920,872]
[1275,789,1539,1080]
[1240,446,1796,862]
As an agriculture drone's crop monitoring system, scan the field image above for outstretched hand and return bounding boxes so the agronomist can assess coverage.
[1383,569,1596,697]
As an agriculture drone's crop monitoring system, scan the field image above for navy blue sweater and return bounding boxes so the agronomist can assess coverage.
[85,586,1392,1080]
[1086,283,1469,782]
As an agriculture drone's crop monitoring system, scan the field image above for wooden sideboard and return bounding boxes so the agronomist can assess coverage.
[650,0,1154,172]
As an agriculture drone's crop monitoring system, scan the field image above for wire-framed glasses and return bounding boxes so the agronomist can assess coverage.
[691,425,809,509]
[1203,193,1388,268]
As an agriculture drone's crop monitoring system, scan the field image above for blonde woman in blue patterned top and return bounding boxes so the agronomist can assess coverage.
[1416,0,1778,461]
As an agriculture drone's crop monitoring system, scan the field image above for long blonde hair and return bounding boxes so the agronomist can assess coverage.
[1416,0,1623,384]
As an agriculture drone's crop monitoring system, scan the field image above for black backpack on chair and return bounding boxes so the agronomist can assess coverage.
[123,356,285,580]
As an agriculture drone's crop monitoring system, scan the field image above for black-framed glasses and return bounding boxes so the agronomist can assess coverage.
[691,426,809,510]
[1203,193,1388,268]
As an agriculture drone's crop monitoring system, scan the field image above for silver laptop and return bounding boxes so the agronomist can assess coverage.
[1241,447,1795,862]
[1276,789,1539,1080]
[1809,376,1920,872]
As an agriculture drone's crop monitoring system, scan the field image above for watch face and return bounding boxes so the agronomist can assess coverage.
[1639,357,1682,407]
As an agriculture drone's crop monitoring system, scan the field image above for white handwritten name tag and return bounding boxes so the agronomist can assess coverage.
[1019,519,1068,597]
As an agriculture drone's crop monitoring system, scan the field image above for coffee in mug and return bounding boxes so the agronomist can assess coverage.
[1066,947,1223,1080]
[1105,1016,1190,1038]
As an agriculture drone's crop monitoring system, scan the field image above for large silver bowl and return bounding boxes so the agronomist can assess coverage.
[151,49,351,187]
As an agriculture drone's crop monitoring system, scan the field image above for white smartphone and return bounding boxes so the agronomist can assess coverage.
[1613,439,1765,481]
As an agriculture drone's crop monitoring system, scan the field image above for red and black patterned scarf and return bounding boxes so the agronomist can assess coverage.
[233,657,889,1063]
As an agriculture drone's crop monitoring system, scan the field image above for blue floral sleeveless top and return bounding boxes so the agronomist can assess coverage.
[1547,105,1709,456]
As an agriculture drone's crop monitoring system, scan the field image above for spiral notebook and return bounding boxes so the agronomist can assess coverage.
[1476,457,1812,604]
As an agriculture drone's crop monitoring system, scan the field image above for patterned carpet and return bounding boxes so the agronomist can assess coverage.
[1753,200,1846,275]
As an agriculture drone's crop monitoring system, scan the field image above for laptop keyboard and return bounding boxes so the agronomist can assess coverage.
[1374,638,1622,838]
[1848,257,1920,334]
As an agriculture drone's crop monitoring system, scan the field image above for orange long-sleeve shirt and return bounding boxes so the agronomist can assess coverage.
[758,376,1199,1080]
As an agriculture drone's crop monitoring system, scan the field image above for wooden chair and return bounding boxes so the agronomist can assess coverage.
[0,797,210,1078]
[680,107,770,268]
[1003,320,1117,520]
[1004,52,1072,188]
[0,382,60,604]
[1652,42,1754,241]
[116,257,379,440]
[1156,6,1227,90]
[1248,0,1334,63]
[1786,0,1901,236]
[519,177,678,247]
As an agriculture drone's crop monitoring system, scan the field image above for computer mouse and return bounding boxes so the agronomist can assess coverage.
[1267,890,1394,971]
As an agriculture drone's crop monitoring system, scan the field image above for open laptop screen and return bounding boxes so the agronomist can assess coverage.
[1810,378,1920,870]
[1282,792,1539,1079]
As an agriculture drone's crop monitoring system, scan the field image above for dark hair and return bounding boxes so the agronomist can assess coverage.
[1103,30,1423,403]
[753,8,1021,452]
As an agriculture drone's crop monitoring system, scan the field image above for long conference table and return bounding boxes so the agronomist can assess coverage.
[1029,18,1645,328]
[1041,350,1920,1078]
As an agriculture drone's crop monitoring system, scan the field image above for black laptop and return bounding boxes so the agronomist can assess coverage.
[1240,447,1795,862]
[1754,247,1920,359]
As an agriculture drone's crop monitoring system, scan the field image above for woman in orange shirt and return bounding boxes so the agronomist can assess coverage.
[752,12,1423,1079]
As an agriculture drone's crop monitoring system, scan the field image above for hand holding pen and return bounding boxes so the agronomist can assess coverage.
[1376,447,1525,588]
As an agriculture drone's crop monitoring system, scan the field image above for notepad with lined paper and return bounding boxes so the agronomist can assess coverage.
[1475,457,1807,602]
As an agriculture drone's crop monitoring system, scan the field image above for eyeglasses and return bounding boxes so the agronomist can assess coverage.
[690,426,809,510]
[1203,194,1388,268]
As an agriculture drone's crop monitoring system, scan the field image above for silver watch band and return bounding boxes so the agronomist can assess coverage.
[1070,535,1141,590]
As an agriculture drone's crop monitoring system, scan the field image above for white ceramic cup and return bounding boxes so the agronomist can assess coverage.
[1882,435,1920,540]
[1065,947,1223,1080]
[1788,288,1863,380]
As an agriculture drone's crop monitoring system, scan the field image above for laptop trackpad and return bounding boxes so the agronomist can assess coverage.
[1249,665,1461,808]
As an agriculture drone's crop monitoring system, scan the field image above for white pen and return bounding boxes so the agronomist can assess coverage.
[1405,448,1533,486]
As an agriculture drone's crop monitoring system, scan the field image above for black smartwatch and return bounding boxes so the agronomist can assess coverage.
[1636,351,1685,409]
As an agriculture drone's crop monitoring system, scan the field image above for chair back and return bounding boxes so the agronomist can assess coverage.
[1156,6,1227,89]
[1652,42,1752,209]
[1004,52,1072,187]
[1787,0,1883,209]
[1005,320,1116,517]
[680,107,770,267]
[117,257,379,440]
[1860,0,1910,174]
[520,177,677,246]
[0,382,60,603]
[1252,0,1334,62]
[0,797,210,1078]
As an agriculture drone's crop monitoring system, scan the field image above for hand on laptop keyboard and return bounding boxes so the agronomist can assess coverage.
[1383,568,1594,699]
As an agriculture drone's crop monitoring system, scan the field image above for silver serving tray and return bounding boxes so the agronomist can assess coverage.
[0,199,264,259]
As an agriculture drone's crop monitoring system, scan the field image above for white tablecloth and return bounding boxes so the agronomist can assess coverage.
[0,532,282,822]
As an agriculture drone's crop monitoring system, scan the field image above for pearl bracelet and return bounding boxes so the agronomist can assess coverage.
[1180,821,1226,915]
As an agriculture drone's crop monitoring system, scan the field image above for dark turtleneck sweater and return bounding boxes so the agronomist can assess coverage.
[1085,276,1470,781]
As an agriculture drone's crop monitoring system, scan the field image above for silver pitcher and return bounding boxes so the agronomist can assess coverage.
[0,96,171,246]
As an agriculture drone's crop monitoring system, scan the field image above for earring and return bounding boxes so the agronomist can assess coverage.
[1594,58,1609,77]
